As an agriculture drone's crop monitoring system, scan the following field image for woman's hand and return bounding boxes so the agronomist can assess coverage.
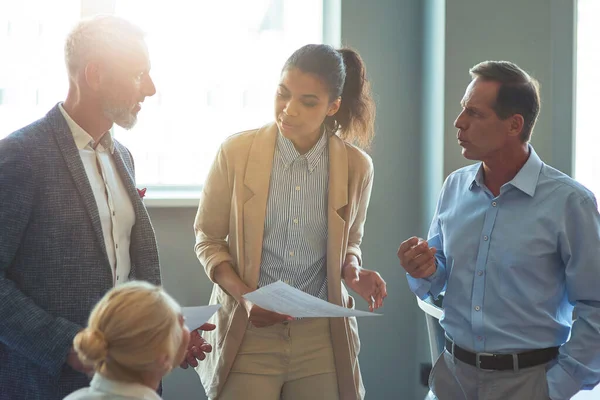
[342,257,387,312]
[241,297,293,328]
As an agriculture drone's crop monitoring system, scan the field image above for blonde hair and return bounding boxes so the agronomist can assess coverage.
[73,281,184,381]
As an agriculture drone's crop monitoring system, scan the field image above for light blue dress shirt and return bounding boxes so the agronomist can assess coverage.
[408,147,600,399]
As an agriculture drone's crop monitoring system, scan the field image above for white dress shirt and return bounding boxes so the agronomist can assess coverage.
[63,374,162,400]
[59,104,135,286]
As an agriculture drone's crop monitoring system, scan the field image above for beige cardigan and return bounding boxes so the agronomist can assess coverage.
[193,122,374,399]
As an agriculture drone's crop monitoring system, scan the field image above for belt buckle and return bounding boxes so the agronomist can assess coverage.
[475,352,496,370]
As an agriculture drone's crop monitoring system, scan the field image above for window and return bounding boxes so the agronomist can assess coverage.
[114,0,325,202]
[1,0,329,205]
[574,0,600,197]
[0,1,80,136]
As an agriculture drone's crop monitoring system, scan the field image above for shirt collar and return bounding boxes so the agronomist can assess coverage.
[468,145,543,197]
[90,374,162,400]
[468,167,484,191]
[58,103,115,153]
[509,145,543,197]
[276,126,328,172]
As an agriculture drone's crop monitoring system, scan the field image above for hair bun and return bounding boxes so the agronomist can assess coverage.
[74,328,109,364]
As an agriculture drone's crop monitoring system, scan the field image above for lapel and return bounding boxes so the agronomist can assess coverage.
[242,123,278,288]
[327,133,349,306]
[112,147,146,224]
[326,134,356,399]
[47,104,110,268]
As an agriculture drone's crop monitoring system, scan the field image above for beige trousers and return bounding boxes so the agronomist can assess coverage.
[217,318,339,400]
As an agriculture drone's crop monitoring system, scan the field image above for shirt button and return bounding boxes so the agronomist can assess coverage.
[293,218,298,224]
[483,235,489,241]
[295,186,301,191]
[477,270,483,276]
[475,306,481,311]
[492,202,497,207]
[289,251,295,257]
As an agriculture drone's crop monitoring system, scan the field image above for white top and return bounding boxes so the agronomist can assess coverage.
[64,374,162,400]
[59,104,135,286]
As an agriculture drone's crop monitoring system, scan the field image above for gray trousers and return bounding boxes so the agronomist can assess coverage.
[429,350,551,400]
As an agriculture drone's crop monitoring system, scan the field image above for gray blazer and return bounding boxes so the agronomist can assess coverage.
[0,104,161,400]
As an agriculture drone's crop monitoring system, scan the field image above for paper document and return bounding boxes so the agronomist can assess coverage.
[182,304,221,330]
[243,281,381,318]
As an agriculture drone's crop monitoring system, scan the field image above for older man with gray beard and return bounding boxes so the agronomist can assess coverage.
[0,15,212,400]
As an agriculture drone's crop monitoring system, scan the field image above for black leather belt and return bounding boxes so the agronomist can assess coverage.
[445,337,559,371]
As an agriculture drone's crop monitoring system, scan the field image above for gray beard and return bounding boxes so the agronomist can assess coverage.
[102,104,137,130]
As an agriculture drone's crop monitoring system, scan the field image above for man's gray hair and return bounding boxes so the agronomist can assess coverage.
[64,15,145,77]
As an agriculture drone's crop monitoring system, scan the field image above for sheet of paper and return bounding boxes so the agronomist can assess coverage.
[243,281,381,318]
[182,304,221,330]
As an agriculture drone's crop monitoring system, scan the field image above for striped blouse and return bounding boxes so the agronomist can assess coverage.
[257,128,329,300]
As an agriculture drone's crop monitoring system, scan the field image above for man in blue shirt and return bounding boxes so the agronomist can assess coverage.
[398,61,600,400]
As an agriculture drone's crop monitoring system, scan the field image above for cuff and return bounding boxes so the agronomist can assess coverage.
[405,265,443,300]
[346,247,363,266]
[44,317,82,375]
[204,252,234,283]
[546,362,581,400]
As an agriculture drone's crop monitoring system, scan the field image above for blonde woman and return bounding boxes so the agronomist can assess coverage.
[64,281,192,400]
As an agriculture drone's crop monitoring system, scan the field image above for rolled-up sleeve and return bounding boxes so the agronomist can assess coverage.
[193,145,234,282]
